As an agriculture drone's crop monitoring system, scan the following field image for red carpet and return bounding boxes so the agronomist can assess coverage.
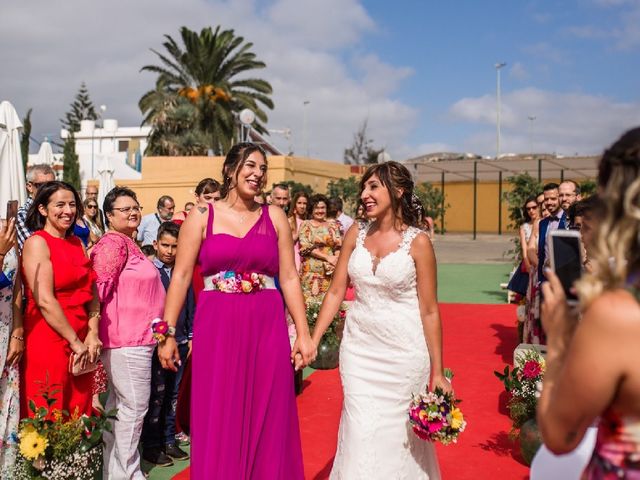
[174,303,528,479]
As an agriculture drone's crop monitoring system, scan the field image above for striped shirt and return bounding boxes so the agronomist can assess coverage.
[16,197,33,252]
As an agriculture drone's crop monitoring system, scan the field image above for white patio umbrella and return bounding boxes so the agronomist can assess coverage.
[0,101,26,218]
[97,154,115,209]
[36,138,55,165]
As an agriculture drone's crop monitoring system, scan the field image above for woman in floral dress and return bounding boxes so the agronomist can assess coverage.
[299,194,342,300]
[0,218,24,476]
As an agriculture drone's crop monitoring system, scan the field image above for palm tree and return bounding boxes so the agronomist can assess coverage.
[140,26,274,155]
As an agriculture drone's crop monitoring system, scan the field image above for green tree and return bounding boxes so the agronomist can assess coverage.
[140,26,274,155]
[61,82,98,133]
[326,176,360,215]
[21,108,32,172]
[580,179,597,197]
[343,119,382,165]
[414,182,448,233]
[62,134,81,190]
[503,173,542,229]
[280,180,314,198]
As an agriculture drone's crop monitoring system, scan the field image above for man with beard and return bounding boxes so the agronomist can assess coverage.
[137,195,175,246]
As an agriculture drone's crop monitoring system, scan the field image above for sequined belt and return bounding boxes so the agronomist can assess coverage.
[202,271,276,293]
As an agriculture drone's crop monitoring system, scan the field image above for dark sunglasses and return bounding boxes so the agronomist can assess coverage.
[86,205,98,209]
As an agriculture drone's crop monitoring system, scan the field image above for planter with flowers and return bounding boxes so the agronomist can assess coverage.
[12,385,117,479]
[495,349,545,465]
[306,299,348,370]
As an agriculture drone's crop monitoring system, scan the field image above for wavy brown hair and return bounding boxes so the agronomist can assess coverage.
[577,127,640,307]
[359,161,423,228]
[219,142,267,199]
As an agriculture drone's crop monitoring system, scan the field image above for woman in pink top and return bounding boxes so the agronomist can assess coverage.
[90,186,165,480]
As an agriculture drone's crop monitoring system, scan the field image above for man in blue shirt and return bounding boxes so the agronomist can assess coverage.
[137,195,175,246]
[142,222,195,466]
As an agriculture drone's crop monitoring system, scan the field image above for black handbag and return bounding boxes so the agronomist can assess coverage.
[507,260,530,296]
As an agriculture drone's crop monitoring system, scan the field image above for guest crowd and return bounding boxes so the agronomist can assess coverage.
[0,160,367,478]
[0,124,639,479]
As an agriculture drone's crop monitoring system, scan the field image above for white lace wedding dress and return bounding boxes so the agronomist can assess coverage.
[330,223,441,479]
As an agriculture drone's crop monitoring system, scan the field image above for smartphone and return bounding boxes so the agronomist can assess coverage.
[6,200,18,222]
[549,230,583,305]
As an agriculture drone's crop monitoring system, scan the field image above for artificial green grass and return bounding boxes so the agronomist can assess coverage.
[437,263,512,304]
[144,443,191,479]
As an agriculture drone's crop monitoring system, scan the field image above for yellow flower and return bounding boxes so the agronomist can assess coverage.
[450,408,464,430]
[19,431,48,460]
[241,280,253,293]
[19,424,36,438]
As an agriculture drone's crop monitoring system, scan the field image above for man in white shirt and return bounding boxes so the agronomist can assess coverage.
[329,197,354,235]
[137,195,175,246]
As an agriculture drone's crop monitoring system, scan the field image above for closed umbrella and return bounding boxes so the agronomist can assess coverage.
[0,101,26,218]
[36,139,55,165]
[97,154,115,209]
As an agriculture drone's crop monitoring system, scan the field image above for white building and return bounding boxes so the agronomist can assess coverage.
[60,119,150,188]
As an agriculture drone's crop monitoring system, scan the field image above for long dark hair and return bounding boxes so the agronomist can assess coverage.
[289,191,309,219]
[522,195,538,223]
[359,161,422,228]
[220,142,267,199]
[25,181,83,236]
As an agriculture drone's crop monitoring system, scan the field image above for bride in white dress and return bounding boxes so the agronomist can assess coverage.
[308,162,450,479]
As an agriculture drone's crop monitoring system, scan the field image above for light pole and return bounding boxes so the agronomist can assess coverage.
[303,100,310,157]
[528,115,536,154]
[495,62,507,160]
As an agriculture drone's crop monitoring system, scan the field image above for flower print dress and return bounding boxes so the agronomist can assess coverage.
[0,249,20,476]
[298,220,342,300]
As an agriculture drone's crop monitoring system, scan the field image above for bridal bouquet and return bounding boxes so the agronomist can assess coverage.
[408,370,466,445]
[13,384,117,479]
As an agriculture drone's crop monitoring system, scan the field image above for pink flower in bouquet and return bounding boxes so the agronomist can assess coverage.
[522,360,542,379]
[428,419,444,433]
[339,309,346,319]
[412,426,430,441]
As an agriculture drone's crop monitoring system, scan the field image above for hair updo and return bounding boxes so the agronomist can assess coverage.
[359,161,423,228]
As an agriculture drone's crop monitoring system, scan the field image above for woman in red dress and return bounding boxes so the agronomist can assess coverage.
[21,181,101,417]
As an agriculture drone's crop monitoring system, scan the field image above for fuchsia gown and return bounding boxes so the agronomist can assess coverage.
[190,204,304,479]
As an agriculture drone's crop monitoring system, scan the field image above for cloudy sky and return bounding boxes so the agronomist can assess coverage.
[1,0,639,162]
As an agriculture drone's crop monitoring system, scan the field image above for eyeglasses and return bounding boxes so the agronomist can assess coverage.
[112,206,142,214]
[86,205,98,209]
[28,181,46,189]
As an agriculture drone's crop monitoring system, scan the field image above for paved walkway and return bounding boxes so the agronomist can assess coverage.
[433,233,515,264]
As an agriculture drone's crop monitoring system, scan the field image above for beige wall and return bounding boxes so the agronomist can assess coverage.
[89,155,364,214]
[89,155,574,234]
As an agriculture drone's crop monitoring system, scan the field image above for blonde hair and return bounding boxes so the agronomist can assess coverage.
[577,127,640,307]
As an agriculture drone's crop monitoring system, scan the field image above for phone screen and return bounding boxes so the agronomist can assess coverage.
[6,200,18,221]
[552,235,582,302]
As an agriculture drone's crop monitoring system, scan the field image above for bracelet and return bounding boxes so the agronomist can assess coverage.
[10,335,23,342]
[151,319,176,343]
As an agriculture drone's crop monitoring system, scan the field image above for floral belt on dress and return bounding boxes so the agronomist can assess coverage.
[202,271,276,293]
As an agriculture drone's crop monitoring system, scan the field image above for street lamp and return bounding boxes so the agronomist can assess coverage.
[528,115,536,154]
[495,62,507,160]
[303,100,310,157]
[239,108,256,142]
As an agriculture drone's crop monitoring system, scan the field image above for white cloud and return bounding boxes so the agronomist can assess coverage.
[449,88,640,156]
[509,62,530,81]
[0,0,416,162]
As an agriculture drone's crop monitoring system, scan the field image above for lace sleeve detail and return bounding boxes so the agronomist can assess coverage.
[356,220,369,247]
[401,227,424,252]
[90,234,128,301]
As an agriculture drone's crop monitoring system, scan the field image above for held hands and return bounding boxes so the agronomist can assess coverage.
[84,331,103,364]
[70,338,89,370]
[291,334,317,371]
[541,269,579,347]
[158,336,181,372]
